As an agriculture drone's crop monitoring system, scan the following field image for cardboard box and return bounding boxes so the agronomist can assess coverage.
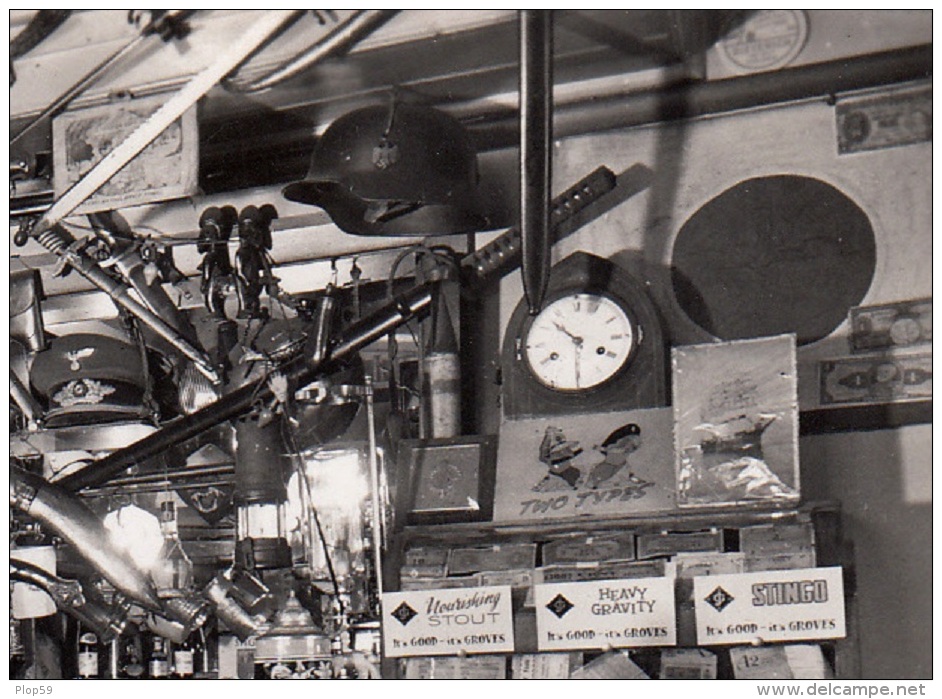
[403,655,507,679]
[660,649,717,679]
[534,559,665,584]
[636,529,724,559]
[739,522,815,556]
[570,651,649,679]
[542,533,636,565]
[512,653,577,679]
[448,543,538,575]
[398,576,478,591]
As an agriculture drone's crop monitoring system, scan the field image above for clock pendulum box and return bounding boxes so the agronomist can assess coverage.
[492,252,675,522]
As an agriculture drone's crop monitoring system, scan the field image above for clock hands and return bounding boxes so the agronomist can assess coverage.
[551,320,587,388]
[553,320,583,346]
[574,338,582,388]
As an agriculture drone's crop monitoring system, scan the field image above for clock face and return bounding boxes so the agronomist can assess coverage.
[523,293,636,391]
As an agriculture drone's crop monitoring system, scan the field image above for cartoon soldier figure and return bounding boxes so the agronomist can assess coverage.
[585,423,643,490]
[538,426,583,489]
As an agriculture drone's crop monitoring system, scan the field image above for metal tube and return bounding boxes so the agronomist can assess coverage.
[477,44,932,150]
[82,464,233,490]
[519,9,554,315]
[224,10,398,93]
[82,478,233,498]
[10,560,130,642]
[57,283,435,493]
[364,376,384,598]
[10,468,163,612]
[10,369,43,426]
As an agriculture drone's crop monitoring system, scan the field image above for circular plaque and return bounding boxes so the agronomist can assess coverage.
[719,10,809,73]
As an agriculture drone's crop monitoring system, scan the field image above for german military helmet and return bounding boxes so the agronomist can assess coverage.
[282,103,488,236]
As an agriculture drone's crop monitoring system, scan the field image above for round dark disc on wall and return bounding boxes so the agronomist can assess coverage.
[670,175,876,345]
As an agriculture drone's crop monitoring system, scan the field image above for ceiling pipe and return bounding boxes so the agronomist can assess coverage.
[519,9,554,316]
[473,44,932,151]
[55,282,435,493]
[223,10,399,93]
[9,47,929,221]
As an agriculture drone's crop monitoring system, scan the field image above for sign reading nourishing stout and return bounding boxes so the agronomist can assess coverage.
[534,577,677,651]
[693,567,846,645]
[382,586,515,658]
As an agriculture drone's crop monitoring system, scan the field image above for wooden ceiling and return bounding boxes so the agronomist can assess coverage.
[9,10,740,196]
[9,10,931,304]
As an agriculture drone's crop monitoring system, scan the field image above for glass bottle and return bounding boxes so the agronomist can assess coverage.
[120,630,146,679]
[193,625,218,679]
[152,501,193,599]
[77,630,100,679]
[172,634,196,679]
[148,636,170,679]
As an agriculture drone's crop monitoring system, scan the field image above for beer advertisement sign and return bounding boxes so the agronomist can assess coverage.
[693,567,846,645]
[534,577,677,651]
[382,585,515,657]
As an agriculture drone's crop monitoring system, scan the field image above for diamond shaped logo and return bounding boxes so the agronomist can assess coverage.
[546,594,575,619]
[705,586,735,612]
[391,602,419,626]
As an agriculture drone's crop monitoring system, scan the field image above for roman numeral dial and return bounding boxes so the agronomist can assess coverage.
[523,292,636,391]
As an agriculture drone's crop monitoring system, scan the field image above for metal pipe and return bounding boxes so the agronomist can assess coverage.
[10,468,163,612]
[477,44,932,150]
[519,9,554,315]
[10,560,131,642]
[223,10,398,93]
[10,369,43,426]
[83,479,234,498]
[57,282,435,493]
[82,464,234,490]
[364,376,384,598]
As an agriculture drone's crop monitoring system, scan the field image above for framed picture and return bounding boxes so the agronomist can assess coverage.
[492,407,676,523]
[397,435,496,524]
[672,334,801,509]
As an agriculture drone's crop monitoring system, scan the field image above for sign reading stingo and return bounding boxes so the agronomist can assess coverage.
[693,566,846,645]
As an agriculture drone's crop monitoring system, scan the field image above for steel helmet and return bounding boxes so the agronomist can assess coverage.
[282,103,488,236]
